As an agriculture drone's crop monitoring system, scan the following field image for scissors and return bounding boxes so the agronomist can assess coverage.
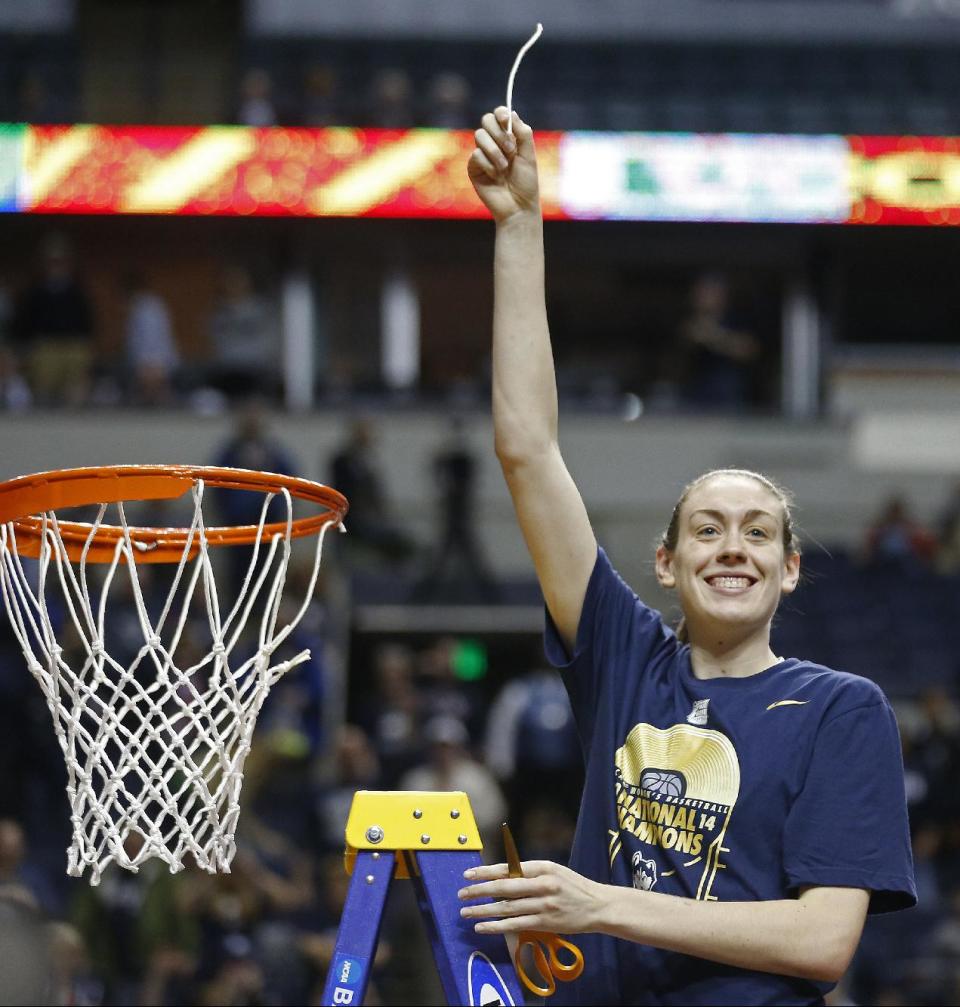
[501,823,585,997]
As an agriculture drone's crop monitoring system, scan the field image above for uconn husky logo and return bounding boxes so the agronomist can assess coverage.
[632,851,659,891]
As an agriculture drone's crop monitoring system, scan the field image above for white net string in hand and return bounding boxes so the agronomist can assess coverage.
[0,479,340,884]
[506,22,543,134]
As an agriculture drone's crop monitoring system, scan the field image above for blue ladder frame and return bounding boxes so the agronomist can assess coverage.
[320,792,525,1006]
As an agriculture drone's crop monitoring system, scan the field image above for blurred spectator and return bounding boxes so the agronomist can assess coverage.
[425,71,473,127]
[932,886,960,969]
[121,271,180,406]
[0,273,12,339]
[210,400,298,587]
[864,495,937,568]
[301,63,340,126]
[271,558,331,756]
[912,824,945,909]
[244,566,331,844]
[517,801,578,867]
[181,857,271,1004]
[912,689,960,823]
[47,920,100,1007]
[0,819,59,917]
[366,68,415,128]
[71,833,199,1006]
[256,658,325,764]
[211,401,297,512]
[0,345,32,411]
[0,277,28,409]
[236,68,278,127]
[14,233,95,406]
[16,71,60,124]
[416,636,485,738]
[314,725,383,851]
[399,715,507,843]
[207,265,280,401]
[356,642,425,786]
[0,887,51,1004]
[936,481,960,574]
[676,272,761,411]
[484,669,582,818]
[415,415,499,602]
[328,417,416,565]
[197,958,265,1007]
[226,828,316,1005]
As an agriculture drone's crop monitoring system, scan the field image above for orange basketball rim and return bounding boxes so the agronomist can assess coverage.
[0,465,349,564]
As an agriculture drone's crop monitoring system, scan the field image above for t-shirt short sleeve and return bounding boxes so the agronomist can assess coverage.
[544,547,676,748]
[782,698,917,913]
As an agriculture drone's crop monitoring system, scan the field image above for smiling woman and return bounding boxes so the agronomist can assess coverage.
[463,106,917,1007]
[656,469,801,652]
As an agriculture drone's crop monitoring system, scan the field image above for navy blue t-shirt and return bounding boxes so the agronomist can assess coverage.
[545,548,916,1006]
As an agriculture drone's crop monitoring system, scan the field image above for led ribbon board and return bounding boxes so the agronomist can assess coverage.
[2,124,959,224]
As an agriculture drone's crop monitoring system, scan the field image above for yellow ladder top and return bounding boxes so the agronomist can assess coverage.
[343,790,484,877]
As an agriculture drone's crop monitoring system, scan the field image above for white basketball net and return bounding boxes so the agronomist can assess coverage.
[0,479,340,884]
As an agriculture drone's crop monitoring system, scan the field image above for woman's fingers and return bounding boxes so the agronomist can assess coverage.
[480,109,517,157]
[458,876,531,901]
[473,128,510,173]
[461,895,545,920]
[468,107,539,221]
[468,147,500,182]
[475,914,542,935]
[461,860,556,885]
[459,859,599,938]
[459,869,560,904]
[463,862,509,881]
[510,112,535,153]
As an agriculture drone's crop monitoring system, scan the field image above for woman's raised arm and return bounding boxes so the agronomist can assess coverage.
[469,107,597,651]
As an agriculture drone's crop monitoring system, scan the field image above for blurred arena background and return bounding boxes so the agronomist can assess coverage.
[2,0,960,1003]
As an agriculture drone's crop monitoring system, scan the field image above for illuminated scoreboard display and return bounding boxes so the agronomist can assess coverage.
[2,123,959,224]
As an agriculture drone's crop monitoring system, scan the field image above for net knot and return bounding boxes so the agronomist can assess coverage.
[147,634,162,650]
[212,641,227,656]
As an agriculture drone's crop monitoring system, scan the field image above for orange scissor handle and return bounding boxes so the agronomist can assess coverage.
[515,931,585,997]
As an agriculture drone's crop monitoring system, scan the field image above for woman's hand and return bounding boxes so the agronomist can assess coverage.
[458,859,608,935]
[468,106,541,225]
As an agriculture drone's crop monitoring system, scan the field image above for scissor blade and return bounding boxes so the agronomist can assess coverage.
[501,822,523,879]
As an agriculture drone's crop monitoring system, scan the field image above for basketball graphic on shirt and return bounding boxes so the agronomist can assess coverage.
[614,723,741,901]
[640,769,686,798]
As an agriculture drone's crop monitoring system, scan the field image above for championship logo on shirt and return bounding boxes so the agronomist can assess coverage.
[613,723,740,901]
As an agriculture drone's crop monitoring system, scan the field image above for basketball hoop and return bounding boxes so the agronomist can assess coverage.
[0,465,348,884]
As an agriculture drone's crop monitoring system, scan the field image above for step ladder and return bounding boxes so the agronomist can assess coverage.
[321,790,525,1006]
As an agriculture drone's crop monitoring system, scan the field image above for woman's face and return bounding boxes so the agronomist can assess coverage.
[656,474,800,646]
